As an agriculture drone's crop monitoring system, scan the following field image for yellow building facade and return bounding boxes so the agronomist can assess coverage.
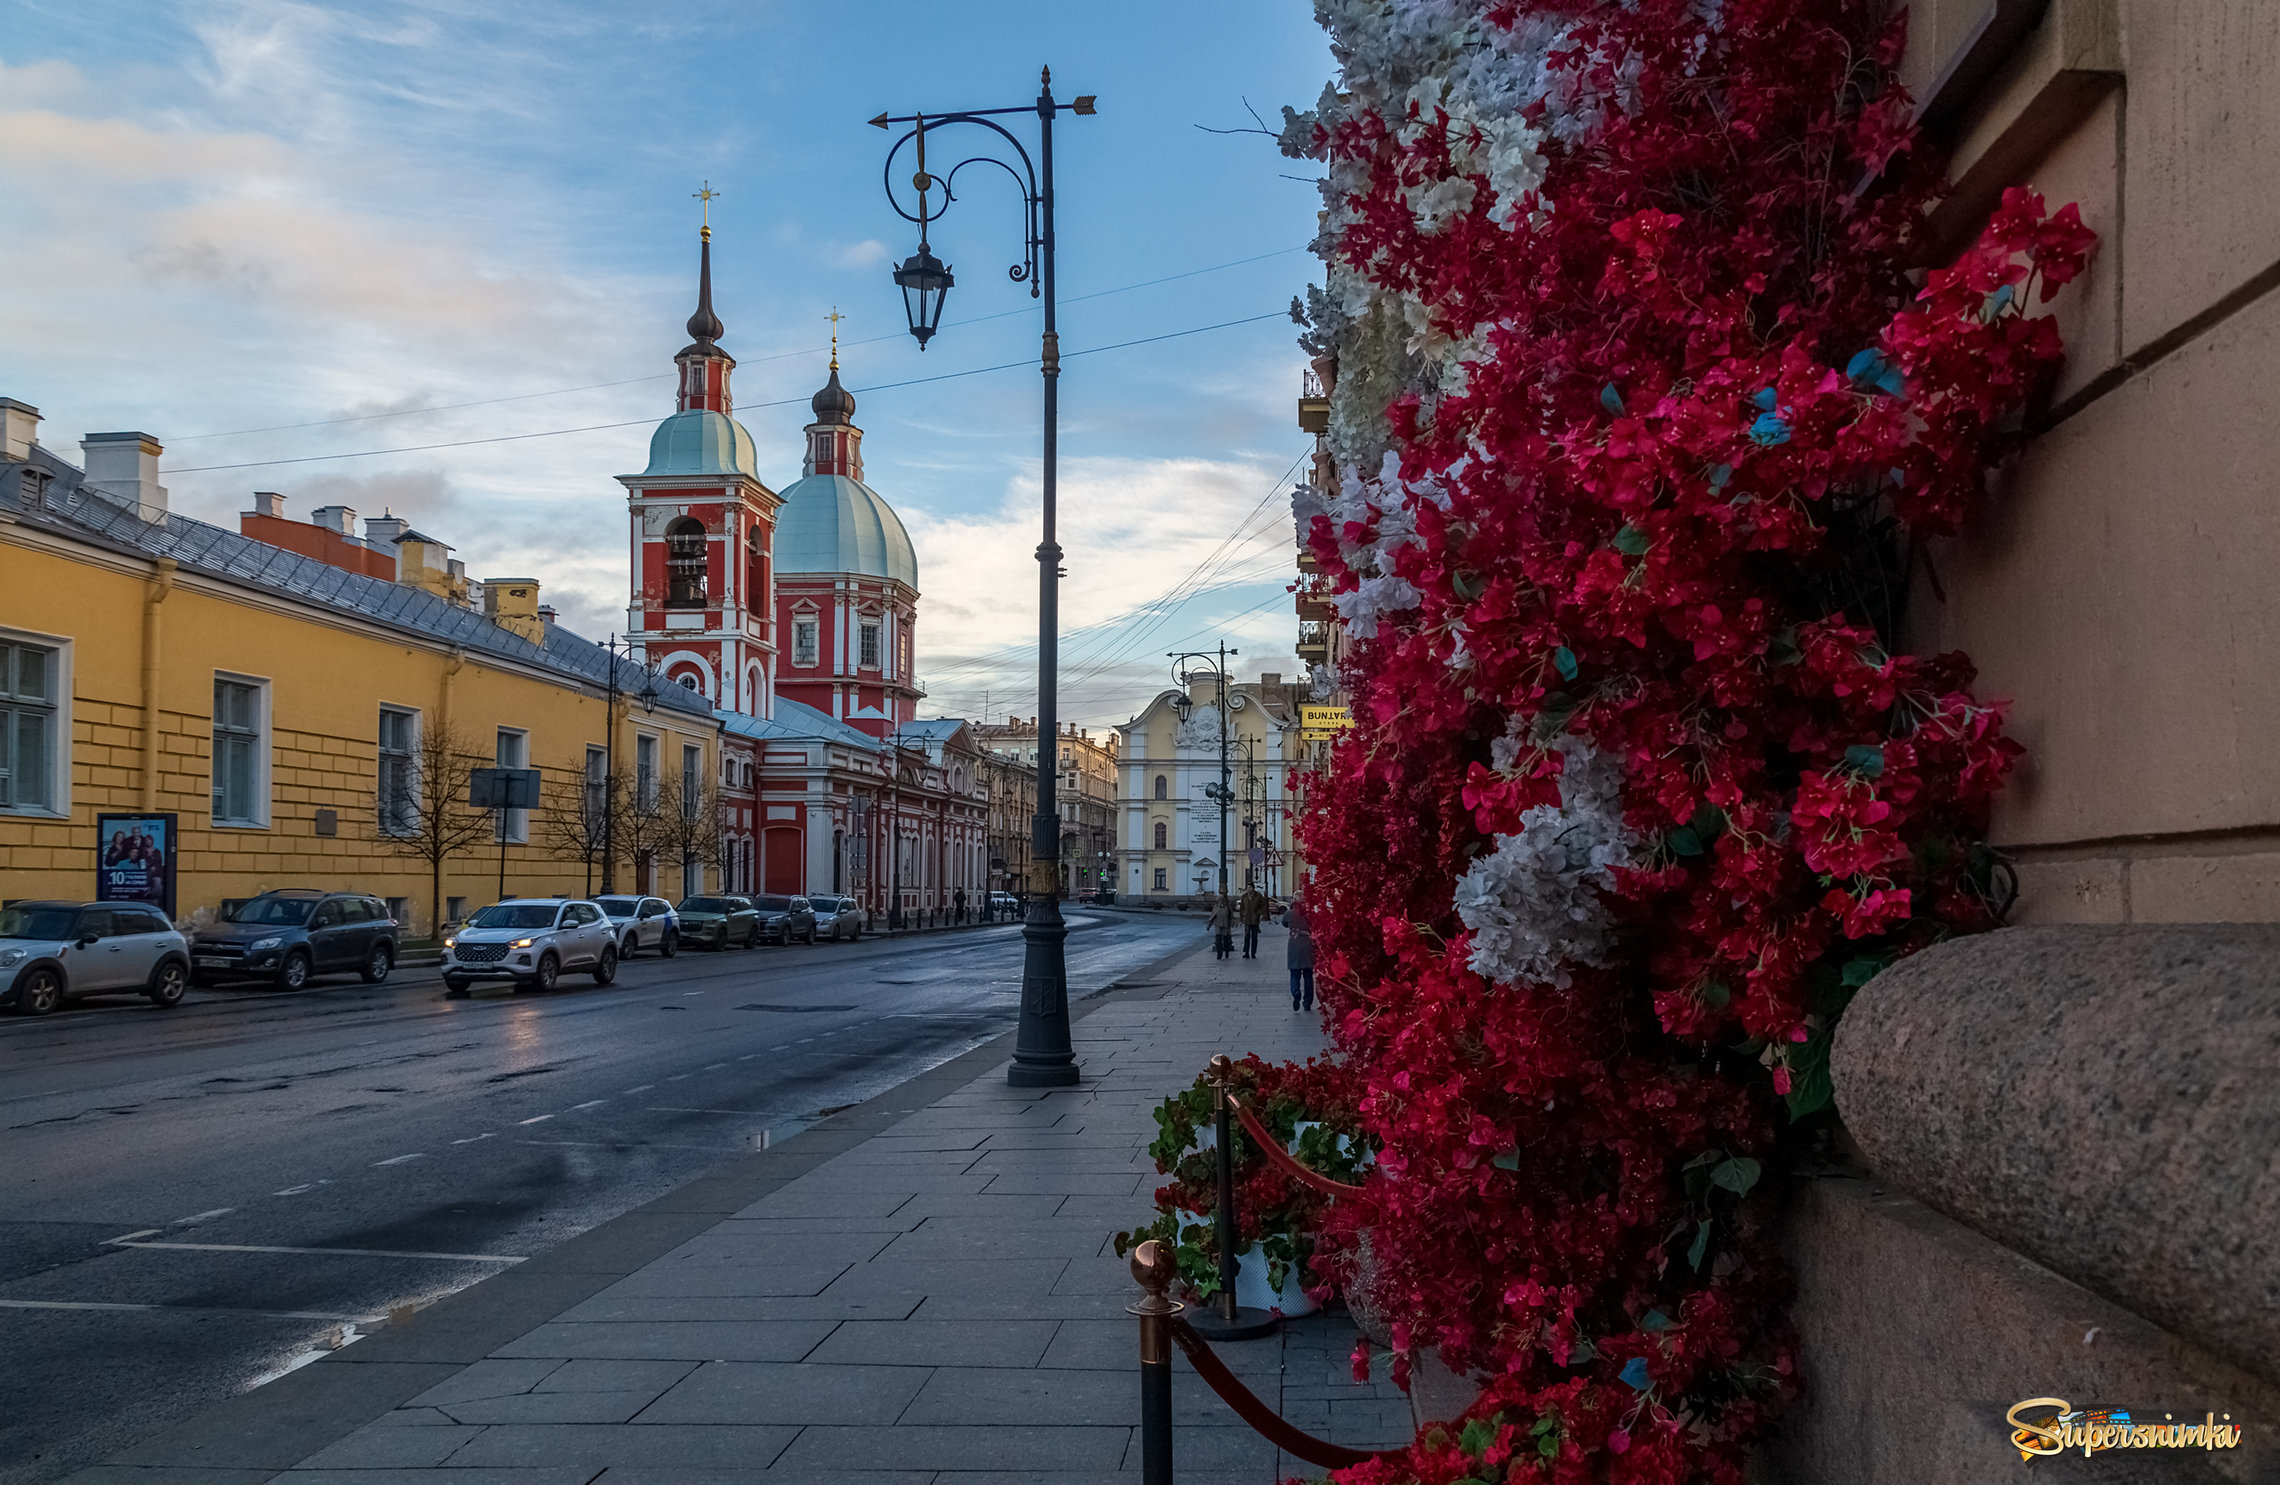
[1115,672,1308,904]
[1,432,719,935]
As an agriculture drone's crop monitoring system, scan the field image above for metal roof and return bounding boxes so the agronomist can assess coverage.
[773,472,918,587]
[642,409,759,478]
[1,444,716,722]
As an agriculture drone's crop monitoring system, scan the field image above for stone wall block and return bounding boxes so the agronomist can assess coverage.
[1833,925,2280,1384]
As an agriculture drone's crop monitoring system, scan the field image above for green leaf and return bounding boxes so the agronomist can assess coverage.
[1784,1030,1836,1119]
[1843,743,1886,778]
[1491,1147,1522,1171]
[1565,1337,1597,1365]
[1459,1417,1498,1457]
[1552,645,1578,681]
[1839,955,1886,988]
[1687,1219,1711,1271]
[1697,980,1731,1009]
[1639,1308,1674,1332]
[1767,625,1803,666]
[1611,524,1651,557]
[1710,1156,1762,1197]
[1666,826,1705,857]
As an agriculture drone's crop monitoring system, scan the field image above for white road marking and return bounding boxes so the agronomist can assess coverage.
[174,1208,233,1225]
[106,1229,161,1244]
[796,1038,815,1045]
[738,1053,757,1060]
[517,1114,554,1125]
[570,1100,605,1111]
[666,1074,690,1081]
[645,1106,776,1116]
[274,1184,315,1196]
[683,990,704,996]
[704,1063,727,1070]
[106,1238,523,1262]
[373,1153,425,1166]
[450,1133,495,1145]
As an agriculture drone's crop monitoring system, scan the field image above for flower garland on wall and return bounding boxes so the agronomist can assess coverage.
[1280,1,2095,1480]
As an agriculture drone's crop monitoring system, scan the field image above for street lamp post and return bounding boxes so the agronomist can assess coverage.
[1169,644,1237,897]
[873,69,1095,1088]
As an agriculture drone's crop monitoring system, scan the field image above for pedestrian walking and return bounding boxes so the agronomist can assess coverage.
[1238,884,1269,959]
[953,888,967,923]
[1286,893,1316,1011]
[1206,892,1235,960]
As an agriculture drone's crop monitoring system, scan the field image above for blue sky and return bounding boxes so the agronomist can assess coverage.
[1,0,1332,728]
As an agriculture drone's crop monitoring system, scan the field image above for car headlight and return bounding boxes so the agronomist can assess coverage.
[511,937,536,949]
[0,948,25,968]
[249,937,282,951]
[442,937,456,950]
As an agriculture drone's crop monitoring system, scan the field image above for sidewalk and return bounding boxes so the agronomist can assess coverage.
[86,931,1408,1484]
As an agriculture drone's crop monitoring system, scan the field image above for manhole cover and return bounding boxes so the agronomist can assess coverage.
[736,1003,854,1013]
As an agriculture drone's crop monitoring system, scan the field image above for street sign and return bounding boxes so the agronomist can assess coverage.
[469,767,542,810]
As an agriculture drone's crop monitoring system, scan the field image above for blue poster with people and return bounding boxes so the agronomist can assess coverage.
[97,812,177,917]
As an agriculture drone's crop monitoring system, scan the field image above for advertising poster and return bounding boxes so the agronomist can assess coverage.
[96,811,178,918]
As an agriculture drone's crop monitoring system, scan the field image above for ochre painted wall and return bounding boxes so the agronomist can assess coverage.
[0,524,717,934]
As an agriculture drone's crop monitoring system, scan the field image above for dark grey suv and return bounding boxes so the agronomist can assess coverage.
[188,890,399,990]
[752,894,817,945]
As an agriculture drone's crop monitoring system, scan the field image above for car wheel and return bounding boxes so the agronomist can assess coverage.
[660,931,678,959]
[147,959,188,1008]
[745,927,759,950]
[444,975,470,996]
[622,932,639,959]
[360,944,393,984]
[17,967,62,1016]
[277,951,312,992]
[531,953,560,993]
[804,926,817,945]
[592,944,618,986]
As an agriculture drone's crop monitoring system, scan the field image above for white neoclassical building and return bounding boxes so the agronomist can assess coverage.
[1115,672,1308,904]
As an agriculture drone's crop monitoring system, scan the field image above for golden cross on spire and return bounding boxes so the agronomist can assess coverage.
[693,180,720,240]
[826,307,845,370]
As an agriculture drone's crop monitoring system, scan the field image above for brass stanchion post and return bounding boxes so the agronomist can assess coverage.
[1129,1240,1181,1485]
[1185,1054,1279,1340]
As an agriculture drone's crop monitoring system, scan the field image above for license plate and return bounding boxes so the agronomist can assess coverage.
[194,956,229,967]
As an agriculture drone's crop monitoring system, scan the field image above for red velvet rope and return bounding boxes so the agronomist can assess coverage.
[1171,1316,1392,1469]
[1227,1092,1367,1197]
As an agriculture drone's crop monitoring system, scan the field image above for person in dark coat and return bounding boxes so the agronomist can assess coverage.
[1285,894,1316,1010]
[1237,885,1269,958]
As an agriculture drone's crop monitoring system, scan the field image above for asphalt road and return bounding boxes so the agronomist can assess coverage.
[0,908,1201,1485]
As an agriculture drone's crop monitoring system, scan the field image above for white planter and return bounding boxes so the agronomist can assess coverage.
[1175,1210,1320,1317]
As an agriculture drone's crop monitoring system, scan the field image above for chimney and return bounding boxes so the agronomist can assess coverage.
[249,491,286,519]
[536,604,558,625]
[1260,672,1281,690]
[309,504,358,538]
[1,399,39,461]
[483,577,545,643]
[81,431,169,521]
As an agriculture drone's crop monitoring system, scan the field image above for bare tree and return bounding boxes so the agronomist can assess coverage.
[377,720,495,937]
[621,766,673,896]
[648,777,729,899]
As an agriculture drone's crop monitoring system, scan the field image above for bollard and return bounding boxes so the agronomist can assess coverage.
[1129,1239,1181,1485]
[1185,1054,1279,1339]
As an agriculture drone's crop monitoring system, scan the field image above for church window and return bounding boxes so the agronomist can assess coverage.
[665,517,707,607]
[1153,867,1167,891]
[746,529,766,608]
[1154,821,1167,850]
[859,622,881,669]
[1154,774,1167,800]
[793,619,819,667]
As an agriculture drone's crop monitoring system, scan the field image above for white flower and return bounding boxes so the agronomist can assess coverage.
[1454,732,1634,989]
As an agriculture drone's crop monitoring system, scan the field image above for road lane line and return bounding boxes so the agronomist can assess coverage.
[373,1153,426,1166]
[570,1100,605,1110]
[624,1084,654,1093]
[517,1115,554,1125]
[704,1063,727,1070]
[105,1239,523,1262]
[450,1133,494,1144]
[106,1229,162,1244]
[274,1184,316,1196]
[174,1208,234,1225]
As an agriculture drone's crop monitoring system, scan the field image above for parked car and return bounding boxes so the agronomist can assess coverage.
[442,899,617,994]
[595,895,679,958]
[989,891,1022,916]
[752,894,818,945]
[811,895,864,942]
[676,895,760,950]
[2,900,191,1015]
[188,889,399,990]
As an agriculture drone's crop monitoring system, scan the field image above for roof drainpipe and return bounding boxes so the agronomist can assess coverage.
[142,558,176,810]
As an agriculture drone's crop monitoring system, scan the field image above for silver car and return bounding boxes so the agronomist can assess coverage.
[443,899,618,996]
[1,900,192,1015]
[810,895,864,942]
[595,895,680,958]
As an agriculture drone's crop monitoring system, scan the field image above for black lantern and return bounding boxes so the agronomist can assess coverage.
[639,675,661,715]
[893,242,954,348]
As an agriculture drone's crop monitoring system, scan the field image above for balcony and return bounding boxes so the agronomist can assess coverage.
[1299,367,1330,434]
[1296,620,1332,662]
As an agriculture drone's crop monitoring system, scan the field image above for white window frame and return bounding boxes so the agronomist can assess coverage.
[211,671,271,828]
[681,742,702,820]
[584,745,608,831]
[378,705,420,837]
[792,616,819,668]
[858,621,881,670]
[0,628,69,817]
[495,727,529,843]
[636,732,659,811]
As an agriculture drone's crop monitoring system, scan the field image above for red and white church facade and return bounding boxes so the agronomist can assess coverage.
[616,228,986,918]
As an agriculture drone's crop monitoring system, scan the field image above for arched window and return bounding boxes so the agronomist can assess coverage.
[665,517,707,608]
[1153,774,1167,800]
[1153,821,1168,850]
[746,528,766,610]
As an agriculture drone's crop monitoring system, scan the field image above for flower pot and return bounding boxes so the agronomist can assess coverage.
[1175,1210,1319,1318]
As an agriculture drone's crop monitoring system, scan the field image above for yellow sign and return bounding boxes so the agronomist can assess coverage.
[2005,1399,2243,1460]
[1299,705,1352,742]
